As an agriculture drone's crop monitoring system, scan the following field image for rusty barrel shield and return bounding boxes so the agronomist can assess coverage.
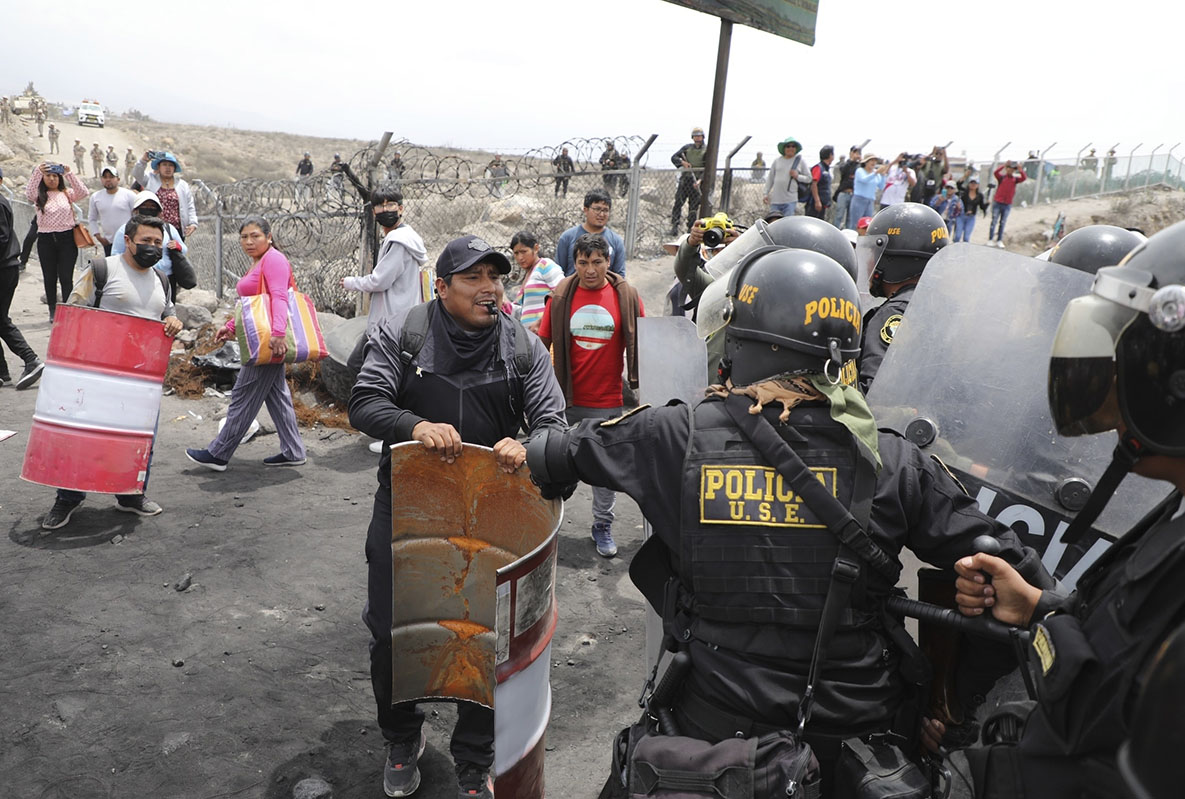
[22,304,171,494]
[866,244,1171,587]
[389,442,562,797]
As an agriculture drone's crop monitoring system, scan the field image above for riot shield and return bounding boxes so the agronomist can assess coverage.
[866,244,1170,587]
[389,442,562,797]
[22,305,171,494]
[638,317,708,672]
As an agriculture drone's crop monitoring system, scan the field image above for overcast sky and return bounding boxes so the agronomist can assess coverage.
[6,0,1183,168]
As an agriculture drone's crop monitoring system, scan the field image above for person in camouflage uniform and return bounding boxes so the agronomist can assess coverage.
[90,143,104,178]
[670,126,707,235]
[47,124,60,154]
[73,140,86,174]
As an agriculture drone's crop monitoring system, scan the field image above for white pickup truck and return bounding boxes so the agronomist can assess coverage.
[77,101,104,128]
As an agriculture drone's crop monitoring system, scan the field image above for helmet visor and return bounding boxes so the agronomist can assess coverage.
[1048,294,1138,436]
[855,234,889,296]
[702,220,774,281]
[696,271,734,339]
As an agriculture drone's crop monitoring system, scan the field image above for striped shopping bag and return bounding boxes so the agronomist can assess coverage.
[236,270,327,365]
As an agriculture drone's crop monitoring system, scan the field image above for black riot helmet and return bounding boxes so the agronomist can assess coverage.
[1118,621,1185,799]
[763,215,859,282]
[714,247,862,385]
[1048,225,1146,274]
[1049,219,1185,456]
[857,203,950,297]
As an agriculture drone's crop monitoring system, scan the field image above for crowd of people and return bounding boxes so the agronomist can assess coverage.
[5,116,1184,799]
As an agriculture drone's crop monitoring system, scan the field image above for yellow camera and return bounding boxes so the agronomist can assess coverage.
[698,213,734,247]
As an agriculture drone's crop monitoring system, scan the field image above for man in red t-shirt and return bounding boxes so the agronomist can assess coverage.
[539,233,644,557]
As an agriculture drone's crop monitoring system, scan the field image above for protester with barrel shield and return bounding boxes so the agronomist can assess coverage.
[527,245,1052,798]
[348,234,566,799]
[41,214,182,529]
[949,220,1185,798]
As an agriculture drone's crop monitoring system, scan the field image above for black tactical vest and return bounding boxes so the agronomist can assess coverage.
[677,397,878,657]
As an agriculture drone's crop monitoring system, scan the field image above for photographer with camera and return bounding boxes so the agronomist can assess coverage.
[919,146,949,205]
[879,152,917,210]
[988,160,1026,248]
[24,162,88,323]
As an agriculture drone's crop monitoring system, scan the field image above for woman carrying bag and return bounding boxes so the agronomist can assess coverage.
[186,216,307,470]
[25,162,89,322]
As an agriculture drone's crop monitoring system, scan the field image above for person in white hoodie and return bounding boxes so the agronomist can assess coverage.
[341,187,430,454]
[341,187,429,336]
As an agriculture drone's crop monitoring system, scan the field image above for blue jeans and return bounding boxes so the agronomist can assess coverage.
[989,202,1012,241]
[769,201,797,217]
[833,191,854,229]
[849,195,875,224]
[954,213,977,242]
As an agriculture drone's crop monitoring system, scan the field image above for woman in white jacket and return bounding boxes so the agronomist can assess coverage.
[340,187,429,335]
[131,151,198,238]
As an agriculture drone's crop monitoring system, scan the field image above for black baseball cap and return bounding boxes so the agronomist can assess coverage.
[435,235,511,279]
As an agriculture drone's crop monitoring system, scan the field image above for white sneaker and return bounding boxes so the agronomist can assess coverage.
[218,417,261,445]
[369,440,384,454]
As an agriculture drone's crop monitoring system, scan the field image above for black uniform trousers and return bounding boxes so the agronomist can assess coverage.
[364,485,494,770]
[0,266,36,377]
[554,175,570,197]
[20,217,38,266]
[671,172,701,232]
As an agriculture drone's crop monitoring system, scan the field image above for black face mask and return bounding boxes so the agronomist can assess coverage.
[131,244,162,268]
[375,211,400,228]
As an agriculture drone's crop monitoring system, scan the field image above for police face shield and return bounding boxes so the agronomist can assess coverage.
[1047,294,1135,436]
[855,233,890,306]
[702,219,775,281]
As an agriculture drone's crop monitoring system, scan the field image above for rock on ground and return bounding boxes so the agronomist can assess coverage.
[174,303,213,329]
[292,777,332,799]
[175,288,218,312]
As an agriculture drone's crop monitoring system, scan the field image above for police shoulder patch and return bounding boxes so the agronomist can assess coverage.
[880,313,903,345]
[1032,623,1056,676]
[599,404,651,427]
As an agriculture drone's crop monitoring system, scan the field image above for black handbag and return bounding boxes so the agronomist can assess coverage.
[168,241,197,289]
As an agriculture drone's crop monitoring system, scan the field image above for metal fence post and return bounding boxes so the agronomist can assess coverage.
[1070,142,1091,199]
[213,211,223,300]
[625,134,658,259]
[1124,143,1142,190]
[720,135,751,214]
[1145,144,1163,189]
[1163,143,1179,186]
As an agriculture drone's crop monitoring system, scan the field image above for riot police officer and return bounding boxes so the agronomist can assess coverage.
[856,203,949,392]
[528,246,1051,796]
[953,220,1185,798]
[1046,223,1145,274]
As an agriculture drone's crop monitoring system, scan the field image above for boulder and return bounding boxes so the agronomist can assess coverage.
[316,311,347,337]
[0,140,15,162]
[174,303,213,330]
[175,288,218,313]
[487,195,548,226]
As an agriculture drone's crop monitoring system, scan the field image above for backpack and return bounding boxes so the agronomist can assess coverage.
[91,256,171,309]
[396,300,533,401]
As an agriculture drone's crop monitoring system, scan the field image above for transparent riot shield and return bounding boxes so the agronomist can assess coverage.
[389,442,562,797]
[638,317,708,671]
[866,244,1170,587]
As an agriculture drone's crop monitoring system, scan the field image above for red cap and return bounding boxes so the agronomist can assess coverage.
[857,216,873,231]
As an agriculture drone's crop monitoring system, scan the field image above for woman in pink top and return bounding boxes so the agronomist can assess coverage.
[185,216,307,470]
[25,162,88,321]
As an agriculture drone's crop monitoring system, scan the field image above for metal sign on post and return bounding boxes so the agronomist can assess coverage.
[660,1,819,219]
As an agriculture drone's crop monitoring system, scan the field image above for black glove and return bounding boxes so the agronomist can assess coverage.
[531,474,577,501]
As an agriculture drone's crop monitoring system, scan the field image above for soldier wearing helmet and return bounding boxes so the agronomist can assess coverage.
[855,203,950,392]
[528,244,1049,794]
[954,220,1185,798]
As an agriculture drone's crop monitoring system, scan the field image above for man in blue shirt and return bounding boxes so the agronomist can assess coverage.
[555,188,626,277]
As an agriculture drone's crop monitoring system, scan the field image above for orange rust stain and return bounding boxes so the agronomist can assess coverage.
[428,621,495,702]
[438,619,491,639]
[447,536,490,596]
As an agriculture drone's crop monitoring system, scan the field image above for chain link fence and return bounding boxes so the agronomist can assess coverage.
[9,139,1185,318]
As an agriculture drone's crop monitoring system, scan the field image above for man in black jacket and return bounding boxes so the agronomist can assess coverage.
[0,166,44,389]
[349,234,566,799]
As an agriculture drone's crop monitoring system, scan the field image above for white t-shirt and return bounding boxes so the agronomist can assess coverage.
[70,254,168,320]
[87,187,138,240]
[880,166,915,206]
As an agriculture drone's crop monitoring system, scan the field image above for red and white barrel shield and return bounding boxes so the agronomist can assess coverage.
[22,304,172,495]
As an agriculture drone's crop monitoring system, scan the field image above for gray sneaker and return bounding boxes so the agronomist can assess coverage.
[383,729,426,797]
[16,359,45,390]
[116,495,163,516]
[591,522,617,558]
[43,497,82,530]
[456,764,494,798]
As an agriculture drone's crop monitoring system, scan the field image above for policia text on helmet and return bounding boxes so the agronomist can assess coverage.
[857,203,950,299]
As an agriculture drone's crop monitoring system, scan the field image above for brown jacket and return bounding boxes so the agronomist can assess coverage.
[547,271,640,405]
